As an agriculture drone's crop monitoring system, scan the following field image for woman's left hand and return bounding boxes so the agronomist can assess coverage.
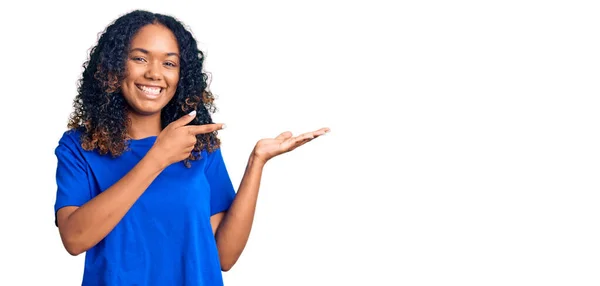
[251,127,330,164]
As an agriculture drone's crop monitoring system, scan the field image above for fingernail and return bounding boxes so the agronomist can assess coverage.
[221,124,227,129]
[188,110,197,117]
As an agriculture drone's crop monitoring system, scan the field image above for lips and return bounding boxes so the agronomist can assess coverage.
[136,84,164,98]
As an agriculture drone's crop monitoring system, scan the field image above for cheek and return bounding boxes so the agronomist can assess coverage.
[167,71,180,89]
[124,64,142,84]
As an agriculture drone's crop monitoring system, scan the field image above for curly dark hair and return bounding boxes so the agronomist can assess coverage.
[68,10,220,165]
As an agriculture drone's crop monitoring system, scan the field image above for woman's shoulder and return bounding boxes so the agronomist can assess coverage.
[56,128,86,151]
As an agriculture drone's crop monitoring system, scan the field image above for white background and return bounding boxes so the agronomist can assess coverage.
[1,0,599,285]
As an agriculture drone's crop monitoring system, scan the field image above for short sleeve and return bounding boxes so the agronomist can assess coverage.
[54,132,92,225]
[204,148,236,216]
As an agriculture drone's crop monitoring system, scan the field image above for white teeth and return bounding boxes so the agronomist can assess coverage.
[139,85,161,95]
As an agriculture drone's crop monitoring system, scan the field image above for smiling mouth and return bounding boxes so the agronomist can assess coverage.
[136,84,164,97]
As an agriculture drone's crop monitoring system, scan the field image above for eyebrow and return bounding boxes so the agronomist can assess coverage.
[130,48,180,58]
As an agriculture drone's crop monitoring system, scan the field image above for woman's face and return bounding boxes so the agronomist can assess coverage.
[120,24,180,116]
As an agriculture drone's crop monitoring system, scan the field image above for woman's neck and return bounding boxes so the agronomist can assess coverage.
[127,112,162,139]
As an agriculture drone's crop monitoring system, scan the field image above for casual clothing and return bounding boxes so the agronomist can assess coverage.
[54,129,236,285]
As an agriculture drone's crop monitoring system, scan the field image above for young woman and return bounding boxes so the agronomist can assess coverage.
[53,10,329,285]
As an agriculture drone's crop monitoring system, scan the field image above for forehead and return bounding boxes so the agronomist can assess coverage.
[129,24,179,53]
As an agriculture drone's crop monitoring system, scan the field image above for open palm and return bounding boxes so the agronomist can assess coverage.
[253,127,330,163]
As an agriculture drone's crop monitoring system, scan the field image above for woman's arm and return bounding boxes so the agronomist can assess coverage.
[212,127,329,271]
[211,155,264,271]
[57,150,165,256]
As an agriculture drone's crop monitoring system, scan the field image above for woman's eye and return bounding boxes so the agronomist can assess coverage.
[132,57,146,62]
[164,62,177,67]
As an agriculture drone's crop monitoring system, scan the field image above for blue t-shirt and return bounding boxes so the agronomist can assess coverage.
[54,129,236,285]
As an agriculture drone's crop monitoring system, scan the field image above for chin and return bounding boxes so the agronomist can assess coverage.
[128,104,165,116]
[122,93,175,117]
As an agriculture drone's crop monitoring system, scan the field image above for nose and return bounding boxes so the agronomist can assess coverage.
[144,61,162,80]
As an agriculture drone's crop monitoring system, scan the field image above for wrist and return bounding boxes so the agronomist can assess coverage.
[146,147,168,171]
[249,152,267,168]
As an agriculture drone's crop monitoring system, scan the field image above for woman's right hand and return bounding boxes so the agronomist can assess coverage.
[150,110,224,168]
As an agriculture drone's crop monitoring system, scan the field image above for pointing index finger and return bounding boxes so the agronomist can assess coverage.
[185,123,225,135]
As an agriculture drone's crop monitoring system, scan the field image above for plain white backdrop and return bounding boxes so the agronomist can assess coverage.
[1,0,599,285]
